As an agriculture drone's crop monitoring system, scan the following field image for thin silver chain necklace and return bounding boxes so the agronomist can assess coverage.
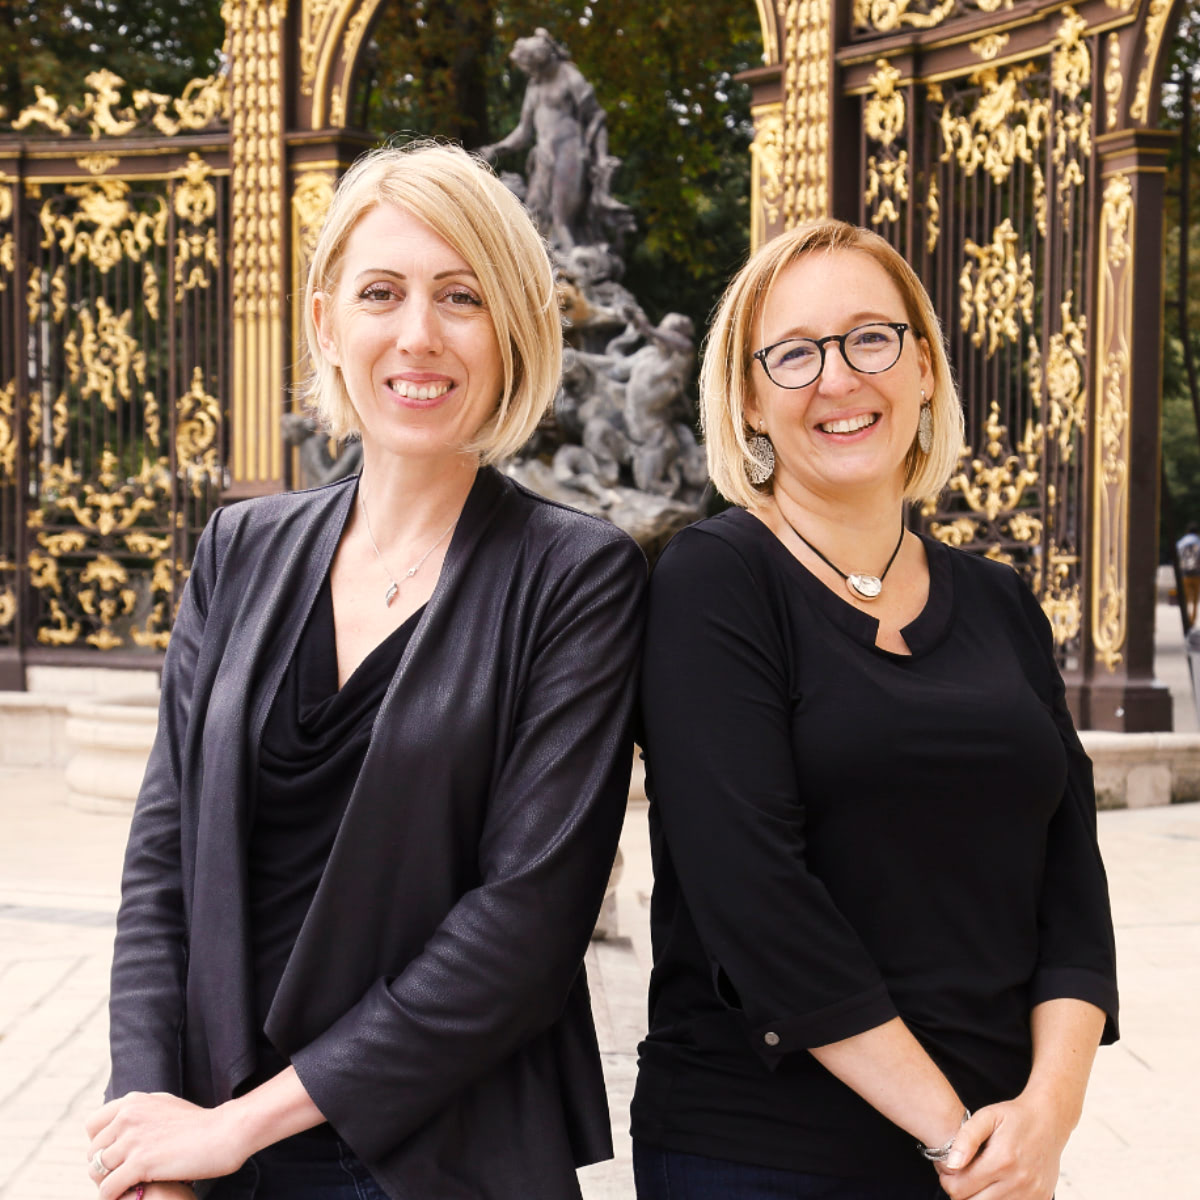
[358,483,457,608]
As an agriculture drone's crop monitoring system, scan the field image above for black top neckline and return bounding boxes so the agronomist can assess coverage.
[723,506,954,659]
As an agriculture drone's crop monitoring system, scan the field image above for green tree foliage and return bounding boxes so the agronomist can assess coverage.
[0,0,224,119]
[1160,0,1200,558]
[356,1,761,338]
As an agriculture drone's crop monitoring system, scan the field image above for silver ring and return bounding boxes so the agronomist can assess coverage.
[90,1148,111,1177]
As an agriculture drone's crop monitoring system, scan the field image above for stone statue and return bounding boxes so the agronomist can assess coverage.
[480,29,634,251]
[281,413,361,489]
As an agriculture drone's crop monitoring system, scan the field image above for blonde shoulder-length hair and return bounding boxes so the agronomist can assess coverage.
[299,141,561,464]
[701,219,963,508]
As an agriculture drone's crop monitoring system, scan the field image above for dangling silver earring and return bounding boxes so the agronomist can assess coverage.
[746,425,775,485]
[917,392,933,455]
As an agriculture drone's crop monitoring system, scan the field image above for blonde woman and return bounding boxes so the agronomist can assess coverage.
[631,220,1116,1199]
[85,143,645,1200]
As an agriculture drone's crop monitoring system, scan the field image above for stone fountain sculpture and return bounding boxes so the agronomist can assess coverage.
[481,28,708,557]
[288,30,708,556]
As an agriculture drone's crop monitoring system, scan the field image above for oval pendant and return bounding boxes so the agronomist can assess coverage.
[846,573,882,601]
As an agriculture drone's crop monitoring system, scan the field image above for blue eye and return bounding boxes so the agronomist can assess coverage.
[776,341,815,365]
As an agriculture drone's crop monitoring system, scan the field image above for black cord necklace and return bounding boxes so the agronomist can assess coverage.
[777,510,906,602]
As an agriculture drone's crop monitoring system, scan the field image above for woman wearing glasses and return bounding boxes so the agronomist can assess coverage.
[630,220,1118,1199]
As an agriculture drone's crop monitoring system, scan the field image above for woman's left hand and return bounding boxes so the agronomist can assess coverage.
[85,1092,250,1199]
[935,1097,1068,1200]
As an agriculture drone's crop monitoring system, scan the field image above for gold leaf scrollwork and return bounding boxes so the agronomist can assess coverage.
[1043,294,1088,462]
[1051,8,1090,102]
[63,298,146,412]
[144,390,162,449]
[1091,171,1135,672]
[77,153,119,176]
[1104,174,1133,265]
[750,107,784,250]
[0,586,15,628]
[50,267,68,324]
[176,366,223,496]
[1131,0,1172,124]
[929,517,980,547]
[864,60,908,227]
[13,68,226,140]
[40,179,168,274]
[38,597,82,646]
[26,267,42,327]
[174,153,217,225]
[0,232,13,293]
[853,0,957,32]
[143,262,161,321]
[0,183,12,221]
[926,174,940,253]
[292,171,336,261]
[1041,544,1081,647]
[865,60,905,148]
[959,219,1034,355]
[1104,35,1123,131]
[946,402,1040,524]
[0,380,15,480]
[866,152,909,226]
[936,64,1048,185]
[970,34,1010,62]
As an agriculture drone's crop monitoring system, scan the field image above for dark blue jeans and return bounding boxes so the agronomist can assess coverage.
[633,1142,944,1200]
[205,1131,388,1200]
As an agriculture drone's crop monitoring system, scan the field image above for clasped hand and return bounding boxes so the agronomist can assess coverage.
[85,1092,246,1200]
[936,1096,1069,1200]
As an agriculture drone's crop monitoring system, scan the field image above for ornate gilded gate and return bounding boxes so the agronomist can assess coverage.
[0,2,377,688]
[748,0,1182,731]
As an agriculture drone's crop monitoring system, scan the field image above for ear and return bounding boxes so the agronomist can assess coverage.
[743,384,763,433]
[312,291,341,367]
[916,334,935,399]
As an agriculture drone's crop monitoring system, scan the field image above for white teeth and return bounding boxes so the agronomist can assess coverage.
[820,413,877,434]
[388,379,451,400]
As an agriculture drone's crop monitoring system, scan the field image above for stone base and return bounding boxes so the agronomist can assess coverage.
[64,694,159,813]
[1080,731,1200,809]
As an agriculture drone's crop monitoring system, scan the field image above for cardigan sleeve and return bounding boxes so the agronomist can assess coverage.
[289,530,646,1160]
[1016,581,1120,1042]
[106,508,223,1099]
[638,527,897,1064]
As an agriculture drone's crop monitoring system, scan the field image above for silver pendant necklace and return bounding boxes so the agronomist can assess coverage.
[359,483,457,607]
[778,510,905,602]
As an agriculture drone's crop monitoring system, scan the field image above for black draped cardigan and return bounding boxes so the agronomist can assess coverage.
[107,466,647,1200]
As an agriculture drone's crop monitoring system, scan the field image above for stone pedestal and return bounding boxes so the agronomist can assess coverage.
[65,694,159,814]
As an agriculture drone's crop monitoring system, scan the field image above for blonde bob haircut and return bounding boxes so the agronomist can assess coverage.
[701,218,963,509]
[300,141,561,464]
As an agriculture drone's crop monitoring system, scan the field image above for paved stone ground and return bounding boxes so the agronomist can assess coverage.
[2,603,1197,1199]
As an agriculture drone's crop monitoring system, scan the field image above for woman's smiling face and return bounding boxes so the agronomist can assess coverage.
[746,247,934,505]
[313,203,504,464]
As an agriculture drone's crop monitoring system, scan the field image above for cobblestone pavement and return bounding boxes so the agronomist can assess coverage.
[2,763,1198,1200]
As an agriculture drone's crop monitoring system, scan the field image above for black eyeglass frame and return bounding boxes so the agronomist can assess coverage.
[752,321,911,390]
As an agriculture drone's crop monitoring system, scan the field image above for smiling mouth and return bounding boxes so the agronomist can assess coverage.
[819,413,878,435]
[387,379,452,401]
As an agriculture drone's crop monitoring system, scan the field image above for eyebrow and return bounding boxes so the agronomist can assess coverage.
[772,311,901,339]
[352,267,479,283]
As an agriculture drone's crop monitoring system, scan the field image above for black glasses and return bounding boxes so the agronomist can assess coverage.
[753,322,910,389]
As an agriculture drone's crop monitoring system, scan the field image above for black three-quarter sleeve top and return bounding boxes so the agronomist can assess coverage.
[630,507,1119,1185]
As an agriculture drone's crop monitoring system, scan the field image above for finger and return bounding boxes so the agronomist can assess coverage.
[85,1099,123,1139]
[943,1109,999,1172]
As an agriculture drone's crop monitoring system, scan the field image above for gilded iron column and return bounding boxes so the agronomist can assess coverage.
[226,0,289,496]
[1085,127,1175,730]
